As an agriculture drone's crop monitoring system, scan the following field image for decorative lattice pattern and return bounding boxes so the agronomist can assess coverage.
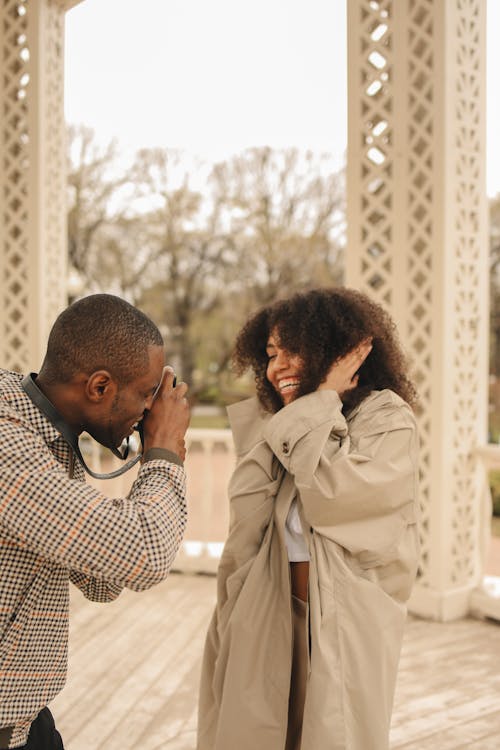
[351,0,395,309]
[448,0,484,586]
[1,0,30,371]
[347,0,487,597]
[1,0,67,373]
[40,0,67,338]
[348,0,434,582]
[405,0,435,588]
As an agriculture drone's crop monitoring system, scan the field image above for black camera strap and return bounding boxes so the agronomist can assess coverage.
[21,373,142,480]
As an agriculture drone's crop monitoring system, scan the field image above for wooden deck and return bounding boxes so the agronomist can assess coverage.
[50,572,500,750]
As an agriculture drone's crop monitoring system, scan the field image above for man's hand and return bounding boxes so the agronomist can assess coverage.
[318,339,373,398]
[142,367,190,461]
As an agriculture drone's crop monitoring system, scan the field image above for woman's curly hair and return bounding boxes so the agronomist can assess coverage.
[233,287,417,415]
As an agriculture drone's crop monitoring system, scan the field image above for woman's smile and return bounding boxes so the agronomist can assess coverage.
[277,378,301,398]
[266,332,303,405]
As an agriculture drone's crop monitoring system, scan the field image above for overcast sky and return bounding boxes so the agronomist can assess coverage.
[65,0,500,196]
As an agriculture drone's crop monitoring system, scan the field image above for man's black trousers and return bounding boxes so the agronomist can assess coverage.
[0,709,64,750]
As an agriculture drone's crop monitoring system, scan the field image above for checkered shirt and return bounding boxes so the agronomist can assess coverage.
[0,369,187,747]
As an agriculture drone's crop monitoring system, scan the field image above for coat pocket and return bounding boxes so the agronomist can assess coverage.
[356,502,417,570]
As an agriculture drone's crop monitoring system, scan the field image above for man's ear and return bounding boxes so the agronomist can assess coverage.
[85,370,118,403]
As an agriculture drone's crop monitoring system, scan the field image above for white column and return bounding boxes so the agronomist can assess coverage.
[0,0,69,373]
[346,0,488,620]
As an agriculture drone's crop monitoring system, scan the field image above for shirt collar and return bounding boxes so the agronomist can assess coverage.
[0,369,62,446]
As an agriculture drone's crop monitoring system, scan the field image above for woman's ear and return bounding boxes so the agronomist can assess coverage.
[85,370,117,403]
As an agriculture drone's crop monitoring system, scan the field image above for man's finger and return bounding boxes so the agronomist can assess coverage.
[172,381,189,400]
[156,366,175,394]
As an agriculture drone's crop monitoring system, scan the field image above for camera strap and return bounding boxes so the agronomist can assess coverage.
[21,373,142,480]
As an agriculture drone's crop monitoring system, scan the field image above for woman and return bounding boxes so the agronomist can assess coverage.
[197,287,419,750]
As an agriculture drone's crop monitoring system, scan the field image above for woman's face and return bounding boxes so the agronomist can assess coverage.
[266,331,304,406]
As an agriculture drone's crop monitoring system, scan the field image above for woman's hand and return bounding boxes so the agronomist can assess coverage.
[318,339,373,397]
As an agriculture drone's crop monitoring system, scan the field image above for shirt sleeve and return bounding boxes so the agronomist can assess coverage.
[262,389,419,563]
[0,420,187,592]
[69,570,123,602]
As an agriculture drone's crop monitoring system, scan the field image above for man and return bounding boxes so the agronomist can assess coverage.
[0,294,190,749]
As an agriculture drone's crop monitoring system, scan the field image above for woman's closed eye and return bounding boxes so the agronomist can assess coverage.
[266,345,278,361]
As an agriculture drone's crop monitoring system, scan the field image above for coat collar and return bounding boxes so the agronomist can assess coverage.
[227,397,271,456]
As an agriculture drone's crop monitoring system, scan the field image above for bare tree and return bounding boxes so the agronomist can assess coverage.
[67,124,127,281]
[210,146,345,308]
[126,148,237,387]
[65,139,346,401]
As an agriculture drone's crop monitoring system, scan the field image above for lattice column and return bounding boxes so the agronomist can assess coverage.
[0,0,68,373]
[346,0,488,621]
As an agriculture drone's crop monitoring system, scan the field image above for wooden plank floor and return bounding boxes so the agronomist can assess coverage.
[51,573,500,750]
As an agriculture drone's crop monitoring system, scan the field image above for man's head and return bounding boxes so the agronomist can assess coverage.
[37,294,165,449]
[40,294,163,386]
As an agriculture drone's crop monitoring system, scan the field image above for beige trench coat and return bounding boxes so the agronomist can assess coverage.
[197,389,419,750]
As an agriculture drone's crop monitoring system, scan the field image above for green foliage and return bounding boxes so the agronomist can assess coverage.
[489,194,500,445]
[492,515,500,538]
[190,413,230,430]
[490,470,500,517]
[490,194,500,376]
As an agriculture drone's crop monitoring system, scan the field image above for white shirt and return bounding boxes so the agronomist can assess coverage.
[284,499,310,562]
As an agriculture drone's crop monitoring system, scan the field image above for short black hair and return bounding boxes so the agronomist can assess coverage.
[233,286,417,414]
[39,294,163,385]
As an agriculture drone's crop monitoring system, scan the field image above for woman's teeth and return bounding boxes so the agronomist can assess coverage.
[279,380,299,391]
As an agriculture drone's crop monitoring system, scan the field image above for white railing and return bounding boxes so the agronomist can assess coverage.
[177,428,234,573]
[470,444,500,619]
[81,434,500,614]
[81,428,236,574]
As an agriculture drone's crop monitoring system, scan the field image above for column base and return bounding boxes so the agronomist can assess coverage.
[408,581,475,622]
[469,576,500,622]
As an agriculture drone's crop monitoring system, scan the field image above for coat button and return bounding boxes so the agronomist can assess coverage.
[282,441,290,455]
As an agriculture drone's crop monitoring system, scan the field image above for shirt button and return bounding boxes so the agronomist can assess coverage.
[282,441,290,455]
